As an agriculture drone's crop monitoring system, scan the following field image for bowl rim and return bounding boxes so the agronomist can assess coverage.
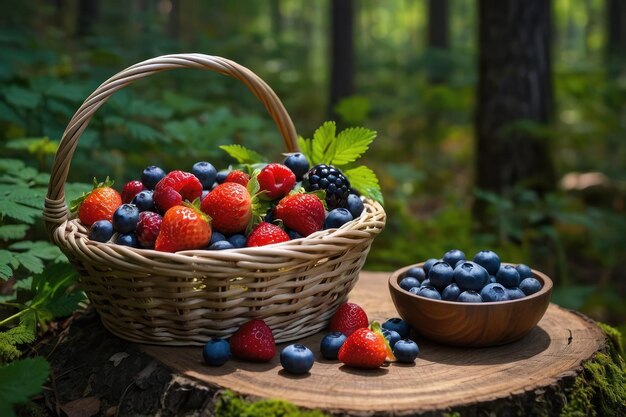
[389,262,553,306]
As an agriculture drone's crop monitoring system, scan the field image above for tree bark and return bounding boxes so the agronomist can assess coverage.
[329,0,355,119]
[607,0,626,75]
[75,0,99,38]
[270,0,283,38]
[427,0,449,50]
[474,0,556,223]
[168,0,180,39]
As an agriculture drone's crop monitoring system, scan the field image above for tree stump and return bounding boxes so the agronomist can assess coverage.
[43,272,616,417]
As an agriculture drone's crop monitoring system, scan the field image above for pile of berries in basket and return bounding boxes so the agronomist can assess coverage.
[202,302,419,374]
[74,157,366,251]
[72,122,382,252]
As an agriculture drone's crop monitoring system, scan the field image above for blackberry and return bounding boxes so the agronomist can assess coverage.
[302,164,351,209]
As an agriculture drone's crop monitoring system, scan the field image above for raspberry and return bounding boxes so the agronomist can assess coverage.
[225,170,250,186]
[121,180,146,204]
[302,164,351,209]
[136,211,163,248]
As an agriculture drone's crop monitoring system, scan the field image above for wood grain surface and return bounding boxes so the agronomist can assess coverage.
[142,272,606,415]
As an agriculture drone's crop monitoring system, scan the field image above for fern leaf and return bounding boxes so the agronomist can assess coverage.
[0,225,28,241]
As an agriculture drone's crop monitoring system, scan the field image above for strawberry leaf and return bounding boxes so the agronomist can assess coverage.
[331,127,376,166]
[294,138,313,165]
[311,121,337,165]
[344,166,384,205]
[220,145,266,165]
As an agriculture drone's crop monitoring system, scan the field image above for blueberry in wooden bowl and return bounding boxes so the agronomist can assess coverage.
[388,262,553,347]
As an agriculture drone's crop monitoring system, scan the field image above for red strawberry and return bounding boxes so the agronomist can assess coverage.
[225,170,250,186]
[71,178,122,227]
[121,180,146,204]
[200,182,252,234]
[136,211,162,248]
[274,193,325,236]
[230,319,276,362]
[153,170,203,212]
[338,322,395,369]
[246,222,290,247]
[329,302,369,337]
[257,163,296,200]
[154,204,211,252]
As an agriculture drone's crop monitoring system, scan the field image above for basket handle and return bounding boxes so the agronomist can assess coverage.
[43,53,298,235]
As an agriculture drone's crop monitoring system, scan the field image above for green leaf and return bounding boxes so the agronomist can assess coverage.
[0,400,16,417]
[344,166,384,205]
[0,159,25,173]
[0,102,22,125]
[0,357,50,404]
[13,253,44,274]
[0,225,28,241]
[12,277,32,291]
[9,241,62,261]
[2,86,41,109]
[331,127,377,166]
[0,250,13,279]
[0,324,36,346]
[0,200,40,223]
[220,145,266,165]
[46,291,86,317]
[311,121,337,165]
[125,121,162,142]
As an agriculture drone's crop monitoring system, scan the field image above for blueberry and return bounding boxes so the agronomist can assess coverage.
[141,165,166,189]
[457,290,483,303]
[115,233,138,247]
[516,264,533,279]
[209,240,234,250]
[409,287,420,295]
[324,208,353,229]
[283,153,310,181]
[131,190,155,212]
[382,329,401,349]
[320,332,347,360]
[496,265,521,288]
[227,234,246,248]
[405,267,426,281]
[346,194,365,219]
[393,339,419,363]
[473,250,501,276]
[112,204,140,233]
[489,275,497,284]
[216,170,229,184]
[202,338,230,366]
[423,258,439,277]
[192,161,217,189]
[399,276,421,292]
[480,283,510,302]
[519,277,542,295]
[453,261,489,291]
[441,283,461,301]
[88,220,114,242]
[201,189,210,201]
[418,286,442,300]
[264,208,275,223]
[420,278,432,288]
[429,261,454,287]
[280,344,314,374]
[287,229,302,240]
[442,249,466,268]
[507,287,526,300]
[382,318,411,338]
[210,232,226,244]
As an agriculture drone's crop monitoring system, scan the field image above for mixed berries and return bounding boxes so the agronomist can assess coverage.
[399,249,543,303]
[200,302,420,375]
[73,157,368,252]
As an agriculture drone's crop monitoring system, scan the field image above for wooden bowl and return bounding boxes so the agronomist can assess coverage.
[388,263,553,347]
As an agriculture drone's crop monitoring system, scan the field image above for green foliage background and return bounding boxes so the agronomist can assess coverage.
[0,0,625,412]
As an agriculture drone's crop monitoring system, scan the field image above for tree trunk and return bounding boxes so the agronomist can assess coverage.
[607,0,626,76]
[270,0,283,38]
[474,0,556,223]
[427,0,449,50]
[169,0,180,39]
[76,0,99,38]
[329,0,355,119]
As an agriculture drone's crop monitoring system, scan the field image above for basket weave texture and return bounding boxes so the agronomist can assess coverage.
[43,54,386,346]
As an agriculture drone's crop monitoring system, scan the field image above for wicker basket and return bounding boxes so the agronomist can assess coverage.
[43,53,386,346]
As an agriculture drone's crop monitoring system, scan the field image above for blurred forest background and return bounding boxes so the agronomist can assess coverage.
[0,0,625,350]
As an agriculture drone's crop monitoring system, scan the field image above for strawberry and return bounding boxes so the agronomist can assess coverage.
[225,170,250,186]
[246,222,290,247]
[274,193,325,237]
[200,182,252,234]
[153,170,203,212]
[257,163,296,200]
[71,178,122,227]
[329,302,369,337]
[230,319,276,362]
[338,322,396,369]
[154,203,211,252]
[136,211,162,248]
[121,180,146,204]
